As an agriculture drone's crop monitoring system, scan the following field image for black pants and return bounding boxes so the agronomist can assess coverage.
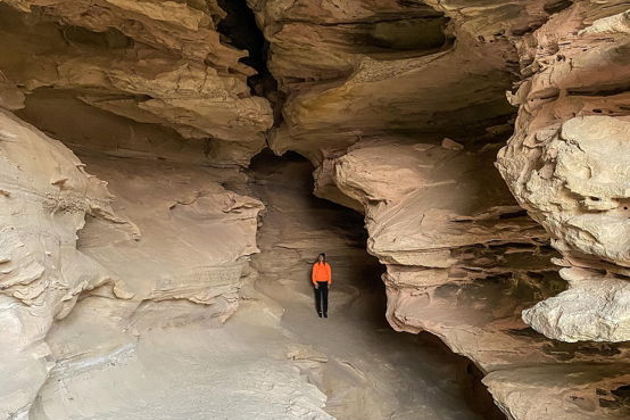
[314,282,329,316]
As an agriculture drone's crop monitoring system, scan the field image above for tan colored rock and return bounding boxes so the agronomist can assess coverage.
[484,364,630,419]
[496,3,630,344]
[78,153,264,312]
[0,77,24,111]
[249,0,563,162]
[257,1,630,417]
[1,0,629,418]
[249,152,488,420]
[268,42,514,162]
[0,109,126,417]
[0,110,265,417]
[0,2,273,165]
[318,137,630,419]
[1,0,246,72]
[523,269,630,343]
[15,90,216,164]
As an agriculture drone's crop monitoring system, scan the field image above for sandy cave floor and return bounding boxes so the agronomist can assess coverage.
[30,153,486,419]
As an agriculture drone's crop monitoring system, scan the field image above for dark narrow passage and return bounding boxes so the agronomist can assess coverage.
[248,150,505,419]
[248,150,388,325]
[216,0,281,118]
[217,0,266,74]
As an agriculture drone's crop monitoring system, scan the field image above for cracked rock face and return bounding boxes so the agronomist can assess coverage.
[318,136,630,419]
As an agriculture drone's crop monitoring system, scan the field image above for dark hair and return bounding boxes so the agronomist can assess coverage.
[318,253,326,262]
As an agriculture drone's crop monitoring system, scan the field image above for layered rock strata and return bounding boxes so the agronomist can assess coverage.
[1,0,629,419]
[245,1,630,417]
[497,3,630,343]
[248,0,569,161]
[0,0,273,165]
[0,109,124,417]
[318,138,630,419]
[249,152,495,419]
[0,111,264,417]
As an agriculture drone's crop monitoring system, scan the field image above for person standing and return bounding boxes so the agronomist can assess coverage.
[312,253,332,318]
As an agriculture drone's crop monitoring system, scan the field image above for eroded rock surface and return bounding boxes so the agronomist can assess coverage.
[31,293,333,419]
[319,137,630,419]
[0,110,124,417]
[249,152,493,420]
[1,0,629,419]
[241,1,630,418]
[0,0,273,165]
[248,0,562,161]
[496,3,630,343]
[0,111,264,417]
[78,154,263,311]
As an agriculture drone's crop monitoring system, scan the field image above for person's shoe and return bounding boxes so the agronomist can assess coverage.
[318,312,323,318]
[323,313,328,318]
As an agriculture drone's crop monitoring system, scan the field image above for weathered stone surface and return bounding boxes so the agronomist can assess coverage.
[78,153,264,312]
[16,89,217,165]
[523,271,630,343]
[319,137,630,419]
[0,110,264,417]
[245,1,630,417]
[31,295,333,419]
[0,1,273,165]
[249,152,492,420]
[0,109,124,417]
[249,0,565,162]
[1,0,241,69]
[496,2,630,343]
[484,364,630,419]
[1,0,630,419]
[318,138,558,362]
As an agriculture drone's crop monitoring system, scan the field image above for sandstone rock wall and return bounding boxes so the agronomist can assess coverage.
[318,137,630,419]
[0,110,264,417]
[78,153,263,312]
[1,0,630,418]
[0,1,276,415]
[248,0,560,162]
[0,109,124,417]
[0,0,273,165]
[246,0,630,418]
[496,3,630,343]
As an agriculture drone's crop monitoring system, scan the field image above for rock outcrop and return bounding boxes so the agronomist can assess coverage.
[249,152,490,419]
[0,109,124,417]
[318,137,630,419]
[248,0,565,161]
[497,4,630,344]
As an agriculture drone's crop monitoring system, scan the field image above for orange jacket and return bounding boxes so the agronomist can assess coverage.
[312,262,332,284]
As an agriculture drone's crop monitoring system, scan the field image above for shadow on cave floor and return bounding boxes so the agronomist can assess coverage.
[248,150,502,420]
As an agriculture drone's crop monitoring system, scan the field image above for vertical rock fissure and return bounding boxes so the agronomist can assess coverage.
[216,0,282,122]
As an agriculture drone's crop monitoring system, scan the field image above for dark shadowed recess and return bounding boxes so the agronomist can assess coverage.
[543,0,574,14]
[216,0,280,108]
